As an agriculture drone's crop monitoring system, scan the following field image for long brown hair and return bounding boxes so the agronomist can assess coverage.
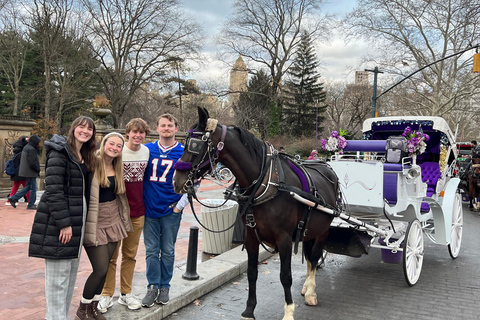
[67,116,97,171]
[97,132,126,194]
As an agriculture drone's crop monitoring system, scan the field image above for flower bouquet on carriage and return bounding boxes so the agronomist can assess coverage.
[402,126,430,165]
[321,130,348,155]
[402,126,430,155]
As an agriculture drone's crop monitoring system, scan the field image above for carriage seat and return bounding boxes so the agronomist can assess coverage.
[383,163,403,205]
[419,162,441,212]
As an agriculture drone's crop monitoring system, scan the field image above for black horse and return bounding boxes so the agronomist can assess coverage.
[467,157,480,211]
[173,107,340,320]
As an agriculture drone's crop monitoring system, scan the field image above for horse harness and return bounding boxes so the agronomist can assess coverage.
[180,119,340,254]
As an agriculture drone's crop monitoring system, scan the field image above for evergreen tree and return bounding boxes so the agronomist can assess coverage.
[283,30,326,137]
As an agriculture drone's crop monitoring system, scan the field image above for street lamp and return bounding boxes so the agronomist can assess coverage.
[365,67,384,118]
[367,44,480,116]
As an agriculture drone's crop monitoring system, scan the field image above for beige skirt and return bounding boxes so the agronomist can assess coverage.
[95,199,128,246]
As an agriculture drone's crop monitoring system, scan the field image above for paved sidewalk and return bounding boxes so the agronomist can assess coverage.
[0,179,270,320]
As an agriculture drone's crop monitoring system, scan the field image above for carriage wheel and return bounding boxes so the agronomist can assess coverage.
[448,193,464,259]
[403,219,424,286]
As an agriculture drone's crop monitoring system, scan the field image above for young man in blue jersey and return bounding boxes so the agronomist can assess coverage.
[141,114,188,307]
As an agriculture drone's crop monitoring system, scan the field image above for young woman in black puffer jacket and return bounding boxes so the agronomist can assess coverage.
[28,116,97,320]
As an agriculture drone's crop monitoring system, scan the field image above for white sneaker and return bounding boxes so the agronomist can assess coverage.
[97,296,114,313]
[118,293,142,310]
[5,202,11,206]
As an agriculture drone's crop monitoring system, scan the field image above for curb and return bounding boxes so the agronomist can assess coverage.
[105,246,274,319]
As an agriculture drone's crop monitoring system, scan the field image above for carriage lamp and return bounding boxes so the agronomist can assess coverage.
[406,166,421,180]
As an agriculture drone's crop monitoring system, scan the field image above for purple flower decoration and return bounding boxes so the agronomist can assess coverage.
[402,126,428,155]
[321,130,348,153]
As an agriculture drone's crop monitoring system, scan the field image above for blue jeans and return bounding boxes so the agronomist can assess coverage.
[11,177,37,207]
[144,211,182,289]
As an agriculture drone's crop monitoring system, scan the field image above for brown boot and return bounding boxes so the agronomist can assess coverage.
[75,302,93,319]
[90,300,107,320]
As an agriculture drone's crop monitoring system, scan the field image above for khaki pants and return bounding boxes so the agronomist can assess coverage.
[101,215,145,296]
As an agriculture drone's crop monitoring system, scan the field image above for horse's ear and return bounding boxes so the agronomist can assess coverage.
[197,106,209,131]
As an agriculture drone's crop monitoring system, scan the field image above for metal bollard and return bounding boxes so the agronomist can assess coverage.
[182,226,200,280]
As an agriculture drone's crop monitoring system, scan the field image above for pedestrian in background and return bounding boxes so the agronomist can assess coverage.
[76,132,132,320]
[8,134,41,210]
[28,116,97,320]
[98,119,150,313]
[308,150,318,160]
[5,136,30,205]
[141,114,189,307]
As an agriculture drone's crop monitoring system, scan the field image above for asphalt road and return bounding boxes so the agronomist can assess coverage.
[165,203,480,320]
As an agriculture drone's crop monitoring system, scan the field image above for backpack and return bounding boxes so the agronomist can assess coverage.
[4,153,21,176]
[385,136,409,163]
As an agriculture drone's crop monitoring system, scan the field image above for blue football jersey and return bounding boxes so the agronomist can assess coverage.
[143,141,184,218]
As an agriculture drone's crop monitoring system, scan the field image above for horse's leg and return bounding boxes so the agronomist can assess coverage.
[241,235,259,320]
[301,240,318,306]
[278,237,295,320]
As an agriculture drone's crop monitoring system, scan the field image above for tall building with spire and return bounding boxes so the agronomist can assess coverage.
[229,55,248,108]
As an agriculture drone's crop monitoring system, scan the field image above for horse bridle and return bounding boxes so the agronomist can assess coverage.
[174,119,228,193]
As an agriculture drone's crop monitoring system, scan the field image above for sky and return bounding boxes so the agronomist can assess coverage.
[180,0,372,89]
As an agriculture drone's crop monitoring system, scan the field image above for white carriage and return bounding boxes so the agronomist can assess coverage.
[297,116,463,286]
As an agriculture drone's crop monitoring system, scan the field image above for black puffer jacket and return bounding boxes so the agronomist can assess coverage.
[10,136,28,181]
[18,135,41,178]
[29,134,89,259]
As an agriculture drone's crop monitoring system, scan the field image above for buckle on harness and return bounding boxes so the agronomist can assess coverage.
[246,213,256,228]
[297,221,305,230]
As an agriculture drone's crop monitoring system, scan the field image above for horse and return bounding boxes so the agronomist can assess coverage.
[173,107,341,320]
[467,157,480,211]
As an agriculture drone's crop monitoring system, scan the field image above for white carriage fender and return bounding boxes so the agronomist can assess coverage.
[436,177,461,245]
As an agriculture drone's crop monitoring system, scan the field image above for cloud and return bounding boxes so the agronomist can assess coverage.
[182,0,366,87]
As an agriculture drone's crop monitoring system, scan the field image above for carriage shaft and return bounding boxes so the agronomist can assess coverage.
[289,192,389,237]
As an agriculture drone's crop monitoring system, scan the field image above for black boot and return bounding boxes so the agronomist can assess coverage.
[90,301,107,320]
[75,302,93,320]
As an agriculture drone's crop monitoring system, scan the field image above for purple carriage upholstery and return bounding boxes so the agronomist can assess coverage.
[419,162,441,212]
[383,163,402,205]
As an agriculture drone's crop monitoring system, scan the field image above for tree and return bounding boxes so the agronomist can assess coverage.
[81,0,204,128]
[343,0,480,126]
[27,0,73,122]
[0,0,29,115]
[323,80,372,139]
[218,0,332,106]
[236,70,272,139]
[283,30,325,136]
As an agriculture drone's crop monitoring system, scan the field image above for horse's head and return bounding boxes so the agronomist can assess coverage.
[173,107,225,194]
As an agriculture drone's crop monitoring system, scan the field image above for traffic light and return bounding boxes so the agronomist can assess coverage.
[473,53,480,73]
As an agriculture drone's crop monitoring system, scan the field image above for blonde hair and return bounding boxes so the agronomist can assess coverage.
[97,132,126,194]
[157,113,178,127]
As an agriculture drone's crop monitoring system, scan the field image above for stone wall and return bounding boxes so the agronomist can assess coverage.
[0,115,37,197]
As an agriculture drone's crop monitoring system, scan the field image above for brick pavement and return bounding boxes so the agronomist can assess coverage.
[165,203,480,320]
[0,179,228,320]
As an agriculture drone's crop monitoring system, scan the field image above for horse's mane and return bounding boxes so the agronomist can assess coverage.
[231,126,265,168]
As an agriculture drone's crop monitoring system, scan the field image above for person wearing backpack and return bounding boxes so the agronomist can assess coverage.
[5,136,30,206]
[7,134,41,210]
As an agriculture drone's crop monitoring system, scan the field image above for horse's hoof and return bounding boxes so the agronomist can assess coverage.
[304,294,318,306]
[241,316,255,320]
[301,286,307,296]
